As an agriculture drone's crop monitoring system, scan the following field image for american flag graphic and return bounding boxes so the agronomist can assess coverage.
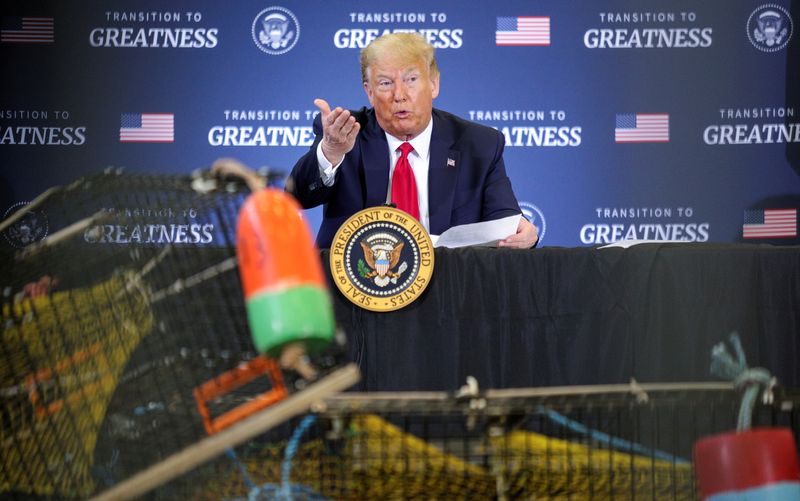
[496,16,550,46]
[1,17,54,43]
[120,113,174,143]
[615,113,669,143]
[742,208,797,239]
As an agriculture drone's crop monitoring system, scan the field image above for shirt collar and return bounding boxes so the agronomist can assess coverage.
[384,116,433,160]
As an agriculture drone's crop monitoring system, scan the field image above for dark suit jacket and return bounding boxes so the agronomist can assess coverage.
[288,107,522,248]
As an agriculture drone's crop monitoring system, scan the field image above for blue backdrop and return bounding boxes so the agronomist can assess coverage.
[1,0,798,247]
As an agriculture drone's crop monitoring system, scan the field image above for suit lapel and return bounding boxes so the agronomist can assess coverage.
[361,110,390,207]
[428,110,459,234]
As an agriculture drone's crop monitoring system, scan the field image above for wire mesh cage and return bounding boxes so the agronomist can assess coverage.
[2,170,799,501]
[149,385,800,501]
[0,170,265,499]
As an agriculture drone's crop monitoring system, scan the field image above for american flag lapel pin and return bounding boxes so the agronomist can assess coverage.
[447,158,455,167]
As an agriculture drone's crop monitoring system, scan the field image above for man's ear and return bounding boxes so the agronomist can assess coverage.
[431,74,440,99]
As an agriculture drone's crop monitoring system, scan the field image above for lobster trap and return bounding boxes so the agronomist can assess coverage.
[1,170,799,500]
[0,169,337,500]
[138,384,795,501]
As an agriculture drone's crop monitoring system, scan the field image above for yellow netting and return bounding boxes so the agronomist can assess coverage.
[491,429,694,500]
[189,414,693,500]
[0,274,153,498]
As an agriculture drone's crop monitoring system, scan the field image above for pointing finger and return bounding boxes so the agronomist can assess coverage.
[313,98,331,118]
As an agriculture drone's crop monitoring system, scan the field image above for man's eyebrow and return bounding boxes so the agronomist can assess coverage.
[373,67,420,80]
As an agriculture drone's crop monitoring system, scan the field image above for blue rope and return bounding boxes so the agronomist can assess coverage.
[221,414,326,501]
[280,414,318,499]
[225,448,255,490]
[234,414,327,501]
[710,332,773,431]
[539,407,690,464]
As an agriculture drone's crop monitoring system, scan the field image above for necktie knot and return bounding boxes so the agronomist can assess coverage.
[398,142,414,158]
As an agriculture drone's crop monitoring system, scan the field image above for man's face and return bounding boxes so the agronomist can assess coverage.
[363,56,439,140]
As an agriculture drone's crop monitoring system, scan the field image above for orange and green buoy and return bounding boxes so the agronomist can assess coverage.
[236,189,334,357]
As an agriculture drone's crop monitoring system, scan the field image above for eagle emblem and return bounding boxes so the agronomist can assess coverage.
[259,13,295,50]
[754,10,788,47]
[747,5,793,52]
[3,204,48,248]
[358,233,408,287]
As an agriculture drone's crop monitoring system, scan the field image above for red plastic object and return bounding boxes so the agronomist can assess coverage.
[694,427,800,499]
[193,355,287,435]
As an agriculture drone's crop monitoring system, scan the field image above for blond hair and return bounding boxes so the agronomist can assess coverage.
[360,33,439,83]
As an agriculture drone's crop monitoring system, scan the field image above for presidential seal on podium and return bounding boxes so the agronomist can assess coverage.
[329,206,434,312]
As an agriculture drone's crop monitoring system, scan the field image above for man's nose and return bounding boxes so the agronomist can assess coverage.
[393,82,408,102]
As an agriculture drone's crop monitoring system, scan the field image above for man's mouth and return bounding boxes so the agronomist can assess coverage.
[394,110,410,118]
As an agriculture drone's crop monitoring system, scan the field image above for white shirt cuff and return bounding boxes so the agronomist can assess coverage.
[316,142,343,187]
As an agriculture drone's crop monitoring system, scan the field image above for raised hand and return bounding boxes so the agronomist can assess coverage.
[315,98,360,165]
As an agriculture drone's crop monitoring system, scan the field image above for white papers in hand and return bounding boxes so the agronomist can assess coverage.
[430,214,521,248]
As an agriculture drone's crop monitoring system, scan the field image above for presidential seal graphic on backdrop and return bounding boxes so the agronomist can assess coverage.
[747,4,793,52]
[3,202,48,249]
[252,6,299,55]
[330,207,434,312]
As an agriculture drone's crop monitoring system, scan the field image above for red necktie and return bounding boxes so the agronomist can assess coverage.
[391,142,419,219]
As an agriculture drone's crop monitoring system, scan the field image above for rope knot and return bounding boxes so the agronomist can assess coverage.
[709,332,775,432]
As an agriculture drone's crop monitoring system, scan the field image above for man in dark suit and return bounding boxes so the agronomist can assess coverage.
[288,33,538,249]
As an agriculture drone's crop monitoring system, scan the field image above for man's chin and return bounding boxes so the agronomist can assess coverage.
[389,123,418,139]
